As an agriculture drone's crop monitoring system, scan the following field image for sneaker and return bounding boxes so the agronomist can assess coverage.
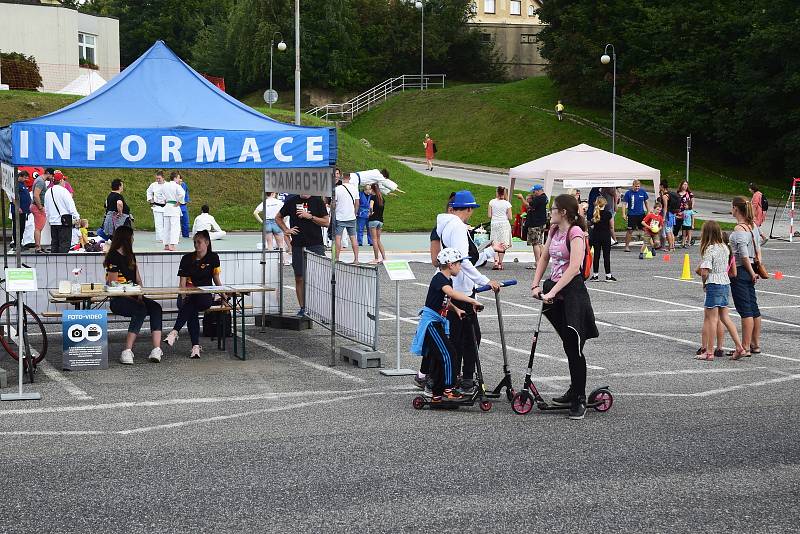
[422,386,434,398]
[568,397,587,420]
[606,275,618,282]
[590,274,599,282]
[443,388,464,400]
[625,247,631,253]
[638,253,644,260]
[120,349,134,365]
[165,330,178,347]
[457,379,477,396]
[551,388,574,406]
[295,307,305,317]
[148,347,163,363]
[413,375,427,389]
[189,345,202,359]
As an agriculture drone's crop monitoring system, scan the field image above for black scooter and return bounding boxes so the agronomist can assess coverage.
[411,280,517,412]
[511,296,614,415]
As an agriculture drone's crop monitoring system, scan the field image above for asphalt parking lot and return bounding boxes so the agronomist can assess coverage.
[1,243,799,533]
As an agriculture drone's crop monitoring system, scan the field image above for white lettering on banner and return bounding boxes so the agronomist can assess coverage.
[87,134,106,161]
[120,135,146,162]
[45,131,70,160]
[306,137,323,162]
[19,130,29,159]
[197,137,225,163]
[274,137,293,163]
[161,136,183,162]
[239,137,261,163]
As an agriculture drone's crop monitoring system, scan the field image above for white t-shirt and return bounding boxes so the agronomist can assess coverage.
[334,182,358,222]
[489,198,512,223]
[256,197,284,220]
[192,213,223,234]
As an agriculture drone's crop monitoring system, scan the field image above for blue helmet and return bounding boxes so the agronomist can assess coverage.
[449,190,480,209]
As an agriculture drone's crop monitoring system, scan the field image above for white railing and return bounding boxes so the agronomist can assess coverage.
[306,74,445,122]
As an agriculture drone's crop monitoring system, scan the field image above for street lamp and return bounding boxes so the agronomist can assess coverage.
[269,32,286,109]
[294,0,301,125]
[415,0,424,90]
[600,43,616,153]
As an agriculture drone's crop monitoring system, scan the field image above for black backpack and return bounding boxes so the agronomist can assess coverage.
[203,309,231,339]
[667,191,681,214]
[761,195,768,212]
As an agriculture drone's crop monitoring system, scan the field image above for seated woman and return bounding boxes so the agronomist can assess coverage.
[164,230,224,359]
[103,225,163,365]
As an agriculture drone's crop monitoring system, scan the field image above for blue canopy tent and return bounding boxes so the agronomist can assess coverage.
[0,41,336,168]
[0,41,337,325]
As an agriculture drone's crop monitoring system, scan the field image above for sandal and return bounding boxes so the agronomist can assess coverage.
[749,346,761,354]
[695,353,714,361]
[696,347,706,356]
[729,348,750,361]
[714,348,724,359]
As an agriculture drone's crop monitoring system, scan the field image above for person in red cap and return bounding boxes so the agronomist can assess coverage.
[44,170,80,253]
[51,170,74,196]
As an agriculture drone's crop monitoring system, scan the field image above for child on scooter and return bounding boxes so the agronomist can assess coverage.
[410,248,484,403]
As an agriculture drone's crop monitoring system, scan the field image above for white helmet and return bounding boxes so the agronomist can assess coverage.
[437,247,464,266]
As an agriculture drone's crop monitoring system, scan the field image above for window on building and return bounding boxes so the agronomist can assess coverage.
[510,1,521,15]
[484,0,495,14]
[78,32,96,65]
[470,1,477,14]
[520,34,537,44]
[528,4,536,16]
[481,32,492,44]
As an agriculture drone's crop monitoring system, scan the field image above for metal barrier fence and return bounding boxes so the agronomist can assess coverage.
[303,251,379,350]
[8,250,282,321]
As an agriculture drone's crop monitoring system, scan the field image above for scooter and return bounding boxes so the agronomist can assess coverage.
[511,296,613,415]
[411,280,516,412]
[477,280,517,402]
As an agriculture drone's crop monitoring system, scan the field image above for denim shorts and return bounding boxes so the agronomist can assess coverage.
[367,220,383,229]
[704,283,730,308]
[264,219,283,235]
[335,219,356,236]
[730,268,761,318]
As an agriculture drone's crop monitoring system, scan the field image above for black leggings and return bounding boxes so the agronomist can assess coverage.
[173,294,213,345]
[545,301,587,399]
[591,235,612,275]
[447,298,481,381]
[110,297,163,335]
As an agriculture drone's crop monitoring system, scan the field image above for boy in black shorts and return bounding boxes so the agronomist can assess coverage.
[411,248,483,402]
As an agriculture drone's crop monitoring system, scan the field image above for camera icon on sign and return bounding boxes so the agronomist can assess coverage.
[68,326,86,343]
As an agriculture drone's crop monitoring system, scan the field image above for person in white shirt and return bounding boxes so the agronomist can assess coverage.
[334,171,359,263]
[43,173,79,253]
[192,205,226,240]
[253,192,286,253]
[436,190,500,394]
[162,171,186,250]
[488,186,513,270]
[146,171,167,242]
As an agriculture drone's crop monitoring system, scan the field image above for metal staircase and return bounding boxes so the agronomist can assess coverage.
[306,74,445,123]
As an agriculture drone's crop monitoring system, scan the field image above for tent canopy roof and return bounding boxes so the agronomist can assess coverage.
[509,144,660,182]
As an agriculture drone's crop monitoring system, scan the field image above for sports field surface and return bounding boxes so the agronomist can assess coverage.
[1,245,798,532]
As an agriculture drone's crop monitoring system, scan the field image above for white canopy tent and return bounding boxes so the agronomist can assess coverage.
[509,144,661,199]
[56,69,107,96]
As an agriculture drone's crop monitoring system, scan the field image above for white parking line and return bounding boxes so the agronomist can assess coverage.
[691,373,800,397]
[653,275,800,299]
[38,360,93,401]
[244,336,366,384]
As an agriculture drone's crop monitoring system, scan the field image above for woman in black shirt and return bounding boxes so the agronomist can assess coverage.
[103,225,163,364]
[368,183,386,263]
[588,196,615,282]
[102,178,132,237]
[164,230,223,358]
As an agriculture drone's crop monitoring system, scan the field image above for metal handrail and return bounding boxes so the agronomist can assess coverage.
[307,74,446,122]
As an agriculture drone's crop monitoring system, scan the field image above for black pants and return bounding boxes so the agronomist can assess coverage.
[11,213,27,244]
[590,234,612,275]
[422,322,457,395]
[447,297,481,382]
[174,293,213,345]
[545,301,587,399]
[50,224,72,253]
[110,297,163,335]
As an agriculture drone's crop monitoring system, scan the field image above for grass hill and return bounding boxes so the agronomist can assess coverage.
[0,90,494,232]
[346,77,786,199]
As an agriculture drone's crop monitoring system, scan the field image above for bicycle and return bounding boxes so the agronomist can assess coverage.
[0,280,48,385]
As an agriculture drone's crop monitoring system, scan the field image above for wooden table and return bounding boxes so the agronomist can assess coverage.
[49,285,275,360]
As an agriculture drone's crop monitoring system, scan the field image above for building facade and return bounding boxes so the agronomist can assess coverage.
[0,0,120,92]
[469,0,545,79]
